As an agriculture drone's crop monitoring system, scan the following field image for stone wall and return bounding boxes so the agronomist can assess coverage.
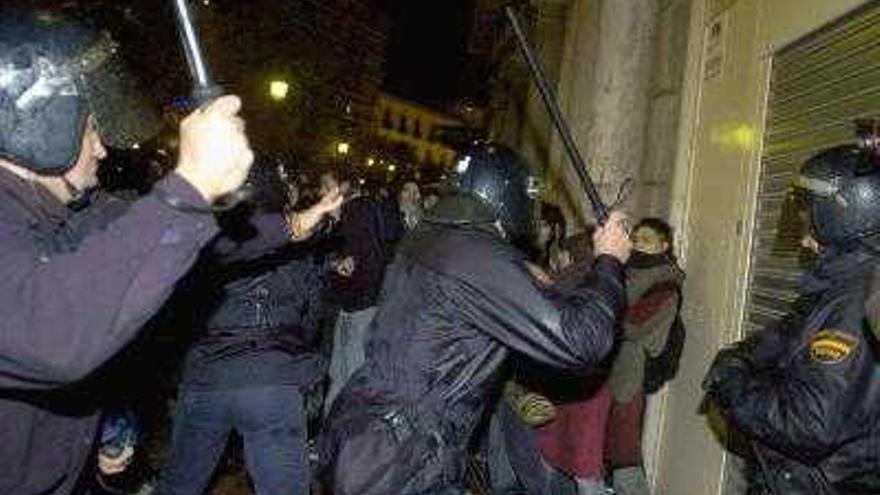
[489,0,692,228]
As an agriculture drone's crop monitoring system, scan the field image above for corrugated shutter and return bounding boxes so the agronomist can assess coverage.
[745,1,880,335]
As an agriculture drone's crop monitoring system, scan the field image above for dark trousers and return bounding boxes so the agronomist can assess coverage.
[157,384,309,495]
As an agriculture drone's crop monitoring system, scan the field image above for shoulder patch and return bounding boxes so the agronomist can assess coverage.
[809,330,859,365]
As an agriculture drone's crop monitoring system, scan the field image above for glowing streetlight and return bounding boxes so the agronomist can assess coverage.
[336,142,350,155]
[388,164,397,172]
[269,80,289,101]
[366,157,375,167]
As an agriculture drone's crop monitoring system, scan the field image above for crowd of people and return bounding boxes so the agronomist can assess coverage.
[3,6,880,495]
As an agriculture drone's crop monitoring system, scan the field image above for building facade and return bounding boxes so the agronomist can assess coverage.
[373,93,463,168]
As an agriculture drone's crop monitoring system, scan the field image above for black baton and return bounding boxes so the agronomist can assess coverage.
[504,6,610,224]
[171,0,251,208]
[171,0,223,105]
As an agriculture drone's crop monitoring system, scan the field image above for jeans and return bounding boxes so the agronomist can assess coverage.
[156,385,309,495]
[487,400,579,495]
[324,306,377,415]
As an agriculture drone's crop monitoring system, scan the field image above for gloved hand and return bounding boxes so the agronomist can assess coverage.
[503,381,556,427]
[514,391,557,427]
[702,346,751,408]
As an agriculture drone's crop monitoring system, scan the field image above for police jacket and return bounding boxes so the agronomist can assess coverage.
[320,198,626,495]
[178,211,329,391]
[0,170,220,495]
[708,249,880,495]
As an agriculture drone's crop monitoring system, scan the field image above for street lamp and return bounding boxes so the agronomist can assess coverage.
[269,80,289,101]
[366,157,375,167]
[336,142,350,155]
[388,164,397,173]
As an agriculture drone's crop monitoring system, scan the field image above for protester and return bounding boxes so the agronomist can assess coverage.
[523,229,617,495]
[606,218,684,495]
[321,167,390,413]
[536,202,567,272]
[0,10,253,495]
[398,180,423,232]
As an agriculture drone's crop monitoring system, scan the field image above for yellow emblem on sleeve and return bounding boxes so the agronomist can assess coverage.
[809,330,858,365]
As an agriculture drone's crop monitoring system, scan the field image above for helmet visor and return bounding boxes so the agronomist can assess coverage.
[76,33,161,150]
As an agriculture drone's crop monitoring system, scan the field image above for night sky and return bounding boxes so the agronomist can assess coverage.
[26,0,478,110]
[383,0,475,109]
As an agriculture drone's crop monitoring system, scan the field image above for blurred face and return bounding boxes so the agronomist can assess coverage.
[320,172,349,198]
[399,182,421,207]
[632,226,668,255]
[796,199,823,255]
[423,194,439,210]
[550,247,572,273]
[63,116,107,196]
[319,173,337,197]
[801,233,821,255]
[537,219,552,246]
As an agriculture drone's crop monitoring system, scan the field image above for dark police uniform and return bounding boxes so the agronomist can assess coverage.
[0,170,219,495]
[706,250,880,495]
[320,210,625,494]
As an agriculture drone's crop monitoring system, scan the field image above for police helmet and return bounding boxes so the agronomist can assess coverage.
[454,144,539,240]
[795,144,880,250]
[0,9,160,175]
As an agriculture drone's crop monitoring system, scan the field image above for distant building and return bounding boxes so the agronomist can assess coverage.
[373,93,463,167]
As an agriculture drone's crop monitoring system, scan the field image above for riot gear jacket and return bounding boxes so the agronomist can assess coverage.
[705,250,880,494]
[320,214,625,494]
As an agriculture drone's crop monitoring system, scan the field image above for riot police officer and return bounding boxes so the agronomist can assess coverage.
[703,144,880,494]
[319,144,632,494]
[0,9,253,495]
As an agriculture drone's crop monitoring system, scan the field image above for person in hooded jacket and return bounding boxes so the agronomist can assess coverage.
[605,218,684,495]
[703,144,880,495]
[319,144,632,495]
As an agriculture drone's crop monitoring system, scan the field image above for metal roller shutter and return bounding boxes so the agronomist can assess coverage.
[744,0,880,335]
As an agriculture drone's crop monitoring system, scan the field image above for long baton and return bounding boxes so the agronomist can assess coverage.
[170,0,251,209]
[171,0,223,105]
[504,6,609,224]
